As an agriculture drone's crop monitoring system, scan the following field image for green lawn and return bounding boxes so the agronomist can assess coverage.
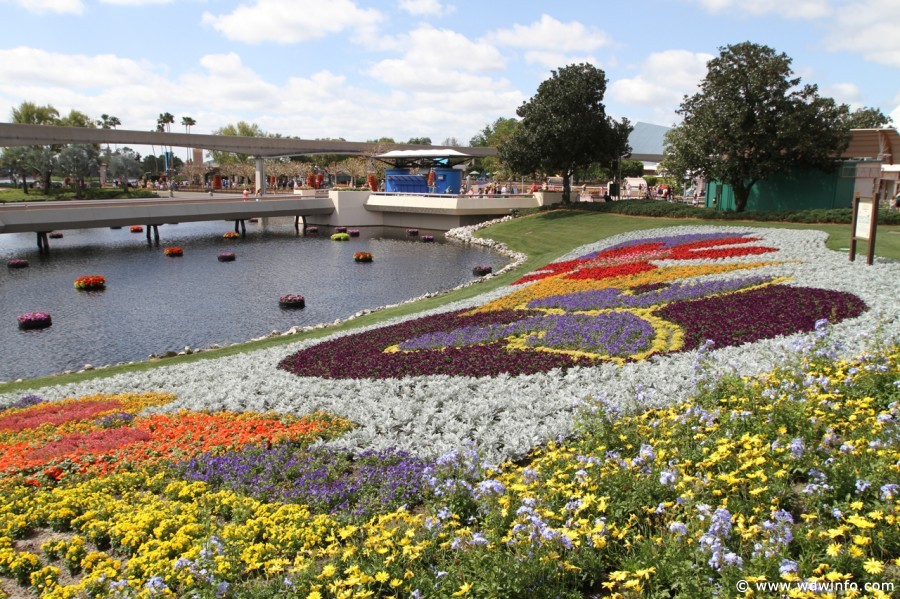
[1,210,896,393]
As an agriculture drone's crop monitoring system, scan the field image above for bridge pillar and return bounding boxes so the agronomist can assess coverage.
[254,157,266,195]
[36,232,49,253]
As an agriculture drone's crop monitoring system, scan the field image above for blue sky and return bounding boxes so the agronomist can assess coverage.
[1,0,897,146]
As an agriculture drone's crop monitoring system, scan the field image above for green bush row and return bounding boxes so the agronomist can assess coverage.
[555,199,900,225]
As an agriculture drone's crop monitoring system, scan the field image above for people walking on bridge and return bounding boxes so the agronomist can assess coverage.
[242,188,249,201]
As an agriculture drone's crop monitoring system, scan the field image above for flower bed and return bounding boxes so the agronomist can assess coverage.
[7,259,29,269]
[217,252,236,262]
[129,226,143,233]
[306,226,319,234]
[279,231,866,379]
[163,246,183,257]
[420,235,435,242]
[48,232,63,239]
[348,229,360,237]
[406,228,419,236]
[335,226,348,233]
[73,275,106,291]
[222,231,240,239]
[16,312,51,330]
[0,346,895,598]
[331,233,350,241]
[354,252,373,263]
[278,294,305,309]
[472,265,492,276]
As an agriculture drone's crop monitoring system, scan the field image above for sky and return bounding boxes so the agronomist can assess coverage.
[1,0,898,148]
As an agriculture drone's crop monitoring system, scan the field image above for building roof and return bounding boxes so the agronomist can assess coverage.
[843,128,898,164]
[628,122,671,161]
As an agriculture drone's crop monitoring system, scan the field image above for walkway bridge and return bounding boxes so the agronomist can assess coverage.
[0,193,333,250]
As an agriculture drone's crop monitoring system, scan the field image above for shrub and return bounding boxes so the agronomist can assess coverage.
[331,233,350,241]
[74,275,106,291]
[163,247,183,257]
[354,252,373,263]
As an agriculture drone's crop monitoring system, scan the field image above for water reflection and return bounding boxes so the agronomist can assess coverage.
[0,219,508,380]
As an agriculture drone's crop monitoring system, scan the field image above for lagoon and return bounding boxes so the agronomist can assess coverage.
[0,219,508,381]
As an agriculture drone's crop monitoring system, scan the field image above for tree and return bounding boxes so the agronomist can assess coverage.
[107,148,143,189]
[157,112,175,133]
[406,137,431,145]
[58,110,96,128]
[0,147,30,193]
[209,121,268,165]
[470,117,520,179]
[841,107,893,130]
[23,146,57,193]
[499,64,632,203]
[181,116,196,134]
[11,101,59,125]
[57,144,99,199]
[96,114,122,129]
[663,42,850,212]
[440,137,461,147]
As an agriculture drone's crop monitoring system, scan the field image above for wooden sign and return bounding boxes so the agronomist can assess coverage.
[849,192,878,265]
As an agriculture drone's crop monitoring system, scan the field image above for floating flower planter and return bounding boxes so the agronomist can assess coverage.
[354,252,374,263]
[472,265,493,276]
[48,232,63,239]
[306,226,318,234]
[17,312,52,330]
[163,247,183,257]
[421,235,435,242]
[406,229,419,236]
[278,294,305,309]
[130,226,143,233]
[331,233,350,241]
[74,275,106,291]
[7,259,29,269]
[335,226,348,233]
[110,226,122,230]
[348,229,360,237]
[217,252,236,262]
[249,218,258,223]
[223,231,240,239]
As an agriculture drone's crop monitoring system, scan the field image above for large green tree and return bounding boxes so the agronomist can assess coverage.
[499,63,632,203]
[841,106,893,130]
[663,42,849,212]
[57,144,99,199]
[470,117,519,179]
[209,121,268,165]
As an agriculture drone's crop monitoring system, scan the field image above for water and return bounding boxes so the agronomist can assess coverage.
[0,219,508,381]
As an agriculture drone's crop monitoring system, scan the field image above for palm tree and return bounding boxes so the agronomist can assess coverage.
[181,116,197,162]
[157,112,175,133]
[96,114,121,129]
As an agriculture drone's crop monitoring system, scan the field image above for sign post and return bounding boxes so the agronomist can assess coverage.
[849,191,878,265]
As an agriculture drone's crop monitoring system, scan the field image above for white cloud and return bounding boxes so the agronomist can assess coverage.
[692,0,833,19]
[99,0,173,4]
[397,0,455,16]
[13,0,82,14]
[521,50,601,70]
[367,24,507,91]
[823,82,862,106]
[201,0,383,44]
[609,50,713,124]
[0,44,520,147]
[825,1,900,68]
[487,14,612,52]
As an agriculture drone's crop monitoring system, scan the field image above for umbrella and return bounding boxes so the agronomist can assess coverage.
[468,171,480,176]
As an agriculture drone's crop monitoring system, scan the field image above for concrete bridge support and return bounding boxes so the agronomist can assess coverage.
[254,157,266,195]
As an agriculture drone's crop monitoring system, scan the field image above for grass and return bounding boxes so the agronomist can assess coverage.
[0,188,158,203]
[1,210,897,394]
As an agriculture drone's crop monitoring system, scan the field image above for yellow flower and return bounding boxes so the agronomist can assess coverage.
[863,559,884,575]
[307,592,323,599]
[320,564,337,578]
[375,571,390,583]
[826,543,842,557]
[452,582,472,596]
